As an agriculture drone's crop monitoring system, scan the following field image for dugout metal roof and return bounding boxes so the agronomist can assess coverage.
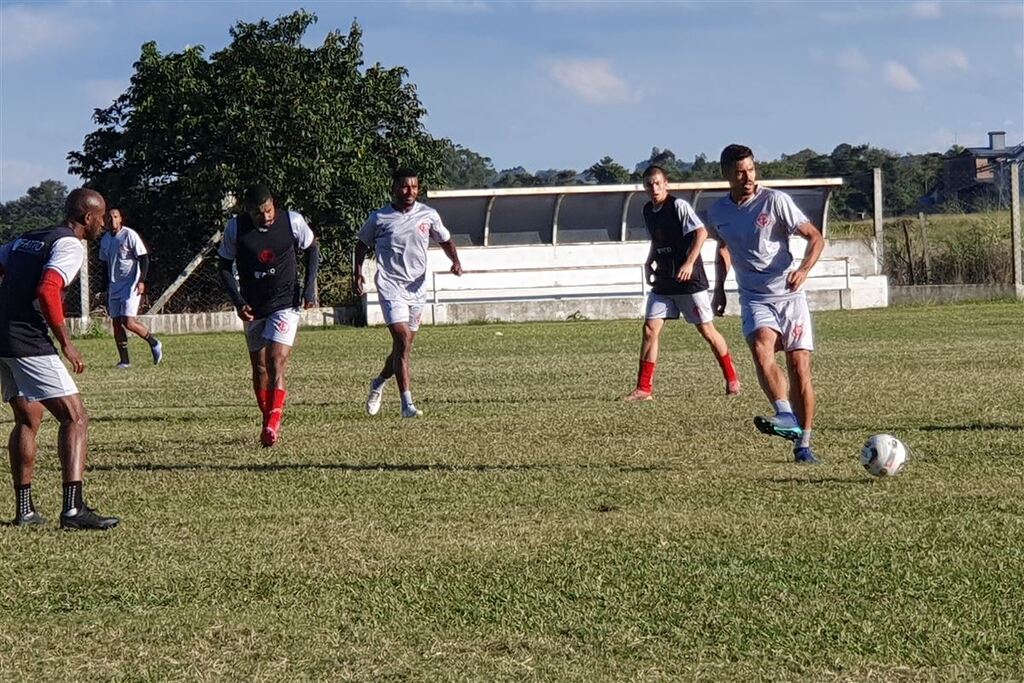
[426,178,843,247]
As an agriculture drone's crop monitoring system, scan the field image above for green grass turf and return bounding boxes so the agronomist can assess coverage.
[1,301,1022,681]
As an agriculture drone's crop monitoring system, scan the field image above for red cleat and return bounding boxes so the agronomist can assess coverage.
[726,379,741,396]
[260,426,278,447]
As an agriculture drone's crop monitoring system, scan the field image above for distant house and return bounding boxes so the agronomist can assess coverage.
[943,131,1024,208]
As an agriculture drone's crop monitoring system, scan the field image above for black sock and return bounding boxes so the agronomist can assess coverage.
[15,484,35,518]
[145,334,158,348]
[117,342,130,364]
[62,481,84,515]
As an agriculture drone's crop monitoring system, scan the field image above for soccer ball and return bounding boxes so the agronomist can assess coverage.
[860,434,908,477]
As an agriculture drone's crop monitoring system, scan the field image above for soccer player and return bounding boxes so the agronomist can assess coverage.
[354,168,463,418]
[217,186,319,447]
[0,188,120,529]
[623,165,741,401]
[708,144,826,464]
[97,208,163,368]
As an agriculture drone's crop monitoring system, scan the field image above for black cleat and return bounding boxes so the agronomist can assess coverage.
[12,510,48,527]
[60,507,119,531]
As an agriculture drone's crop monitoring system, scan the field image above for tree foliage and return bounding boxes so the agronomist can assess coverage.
[438,141,496,189]
[68,11,444,302]
[585,156,631,184]
[0,180,69,242]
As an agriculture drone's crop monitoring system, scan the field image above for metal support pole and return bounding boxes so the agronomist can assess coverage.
[79,239,90,328]
[873,167,884,275]
[1011,161,1022,299]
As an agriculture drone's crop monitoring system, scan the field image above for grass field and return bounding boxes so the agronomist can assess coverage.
[1,301,1023,681]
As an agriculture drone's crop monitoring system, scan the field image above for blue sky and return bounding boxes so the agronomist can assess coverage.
[1,0,1022,201]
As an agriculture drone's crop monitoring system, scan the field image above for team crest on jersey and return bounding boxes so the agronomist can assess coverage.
[755,212,774,229]
[258,248,276,264]
[417,220,431,237]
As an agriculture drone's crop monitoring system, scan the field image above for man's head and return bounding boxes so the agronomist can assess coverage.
[105,208,123,234]
[642,165,670,204]
[243,185,276,228]
[64,188,107,240]
[719,144,757,201]
[391,168,419,210]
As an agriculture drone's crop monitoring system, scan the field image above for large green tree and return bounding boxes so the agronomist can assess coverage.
[438,142,496,189]
[0,180,69,242]
[68,11,445,302]
[585,156,631,184]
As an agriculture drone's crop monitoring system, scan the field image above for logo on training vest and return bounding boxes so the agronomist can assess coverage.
[13,238,45,253]
[755,212,774,229]
[258,248,276,264]
[276,317,290,333]
[417,220,431,237]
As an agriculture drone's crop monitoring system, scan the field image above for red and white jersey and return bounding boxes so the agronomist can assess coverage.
[707,186,811,302]
[357,201,451,303]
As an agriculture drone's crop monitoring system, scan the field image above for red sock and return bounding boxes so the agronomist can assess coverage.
[716,353,738,383]
[266,389,287,433]
[255,389,271,417]
[637,360,655,393]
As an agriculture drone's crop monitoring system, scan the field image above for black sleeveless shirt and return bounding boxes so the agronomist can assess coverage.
[643,195,709,295]
[234,209,300,319]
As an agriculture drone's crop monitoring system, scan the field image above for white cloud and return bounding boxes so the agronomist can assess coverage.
[0,4,95,62]
[836,47,870,72]
[920,48,969,73]
[83,79,126,109]
[546,59,639,105]
[883,61,922,92]
[908,1,942,19]
[401,0,490,12]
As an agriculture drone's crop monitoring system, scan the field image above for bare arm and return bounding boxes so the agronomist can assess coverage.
[353,240,370,295]
[787,222,825,291]
[439,240,462,276]
[676,227,707,282]
[712,240,732,317]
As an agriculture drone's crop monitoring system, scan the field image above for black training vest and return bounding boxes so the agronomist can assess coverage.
[234,209,300,319]
[643,195,709,295]
[0,226,77,357]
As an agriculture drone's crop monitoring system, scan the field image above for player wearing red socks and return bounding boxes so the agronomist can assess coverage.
[217,186,319,447]
[623,165,740,402]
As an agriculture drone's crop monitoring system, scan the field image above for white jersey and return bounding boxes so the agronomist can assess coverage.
[358,201,451,303]
[707,186,812,302]
[99,227,148,299]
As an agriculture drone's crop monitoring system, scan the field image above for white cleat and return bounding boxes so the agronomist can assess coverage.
[366,383,383,416]
[401,405,423,419]
[116,362,131,370]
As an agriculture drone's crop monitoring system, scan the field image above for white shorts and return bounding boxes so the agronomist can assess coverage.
[741,295,814,352]
[108,293,141,318]
[0,355,79,403]
[645,290,714,325]
[380,299,424,332]
[245,308,301,352]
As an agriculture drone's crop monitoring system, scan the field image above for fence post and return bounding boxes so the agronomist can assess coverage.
[919,212,931,284]
[79,239,90,329]
[1011,161,1022,299]
[873,167,884,275]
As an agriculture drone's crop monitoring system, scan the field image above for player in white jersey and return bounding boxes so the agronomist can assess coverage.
[354,168,463,418]
[97,208,163,368]
[707,144,825,464]
[622,165,741,401]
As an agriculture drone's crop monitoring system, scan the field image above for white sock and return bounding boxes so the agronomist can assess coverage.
[401,390,414,409]
[774,399,793,415]
[371,375,388,391]
[798,429,812,448]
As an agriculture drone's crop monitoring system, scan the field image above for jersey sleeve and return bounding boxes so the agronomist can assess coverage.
[774,192,811,234]
[357,213,377,247]
[45,236,86,286]
[128,228,148,257]
[428,209,451,243]
[674,198,705,235]
[288,211,315,249]
[218,218,238,260]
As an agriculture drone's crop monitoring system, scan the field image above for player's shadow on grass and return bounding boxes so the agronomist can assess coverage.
[920,421,1024,432]
[760,476,874,486]
[88,461,679,474]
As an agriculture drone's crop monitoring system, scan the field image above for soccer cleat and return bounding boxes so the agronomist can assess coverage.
[151,339,163,365]
[622,389,654,402]
[12,510,47,527]
[726,380,742,396]
[401,404,423,418]
[60,507,119,530]
[754,412,803,441]
[260,426,279,447]
[793,446,821,464]
[116,362,131,370]
[366,382,384,416]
